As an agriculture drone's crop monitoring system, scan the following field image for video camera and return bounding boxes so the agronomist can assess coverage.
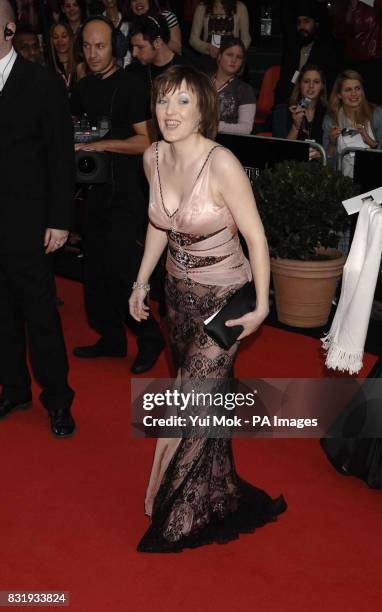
[74,115,111,184]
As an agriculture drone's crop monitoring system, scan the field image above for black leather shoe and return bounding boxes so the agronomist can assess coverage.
[131,341,165,374]
[50,409,76,438]
[73,340,126,359]
[0,397,32,420]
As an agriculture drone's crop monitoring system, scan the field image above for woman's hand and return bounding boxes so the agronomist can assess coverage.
[309,147,322,160]
[225,306,269,341]
[329,126,342,145]
[209,44,219,58]
[129,287,150,322]
[44,228,69,254]
[289,105,305,130]
[356,123,377,148]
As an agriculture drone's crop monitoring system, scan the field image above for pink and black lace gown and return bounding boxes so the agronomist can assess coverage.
[137,142,287,553]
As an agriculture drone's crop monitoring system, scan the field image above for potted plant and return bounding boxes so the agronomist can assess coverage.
[253,160,359,327]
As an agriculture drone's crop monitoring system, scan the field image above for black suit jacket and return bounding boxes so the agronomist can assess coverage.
[0,56,75,252]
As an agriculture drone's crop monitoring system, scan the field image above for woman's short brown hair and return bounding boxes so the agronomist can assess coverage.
[151,65,219,140]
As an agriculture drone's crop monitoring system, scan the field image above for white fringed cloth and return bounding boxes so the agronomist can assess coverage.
[322,201,382,374]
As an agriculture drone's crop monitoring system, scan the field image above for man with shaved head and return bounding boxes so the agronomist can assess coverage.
[70,16,164,373]
[0,0,76,436]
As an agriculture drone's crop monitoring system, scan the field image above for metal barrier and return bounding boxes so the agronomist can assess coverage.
[339,146,366,176]
[339,147,382,192]
[216,133,327,179]
[251,134,327,165]
[304,139,326,165]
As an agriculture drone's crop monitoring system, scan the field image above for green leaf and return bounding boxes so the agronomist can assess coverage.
[253,161,358,260]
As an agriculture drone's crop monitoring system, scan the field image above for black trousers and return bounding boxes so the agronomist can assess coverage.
[0,250,74,412]
[83,184,163,352]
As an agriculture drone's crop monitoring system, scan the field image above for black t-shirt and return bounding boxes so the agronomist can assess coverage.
[149,53,189,80]
[127,53,189,91]
[70,68,150,192]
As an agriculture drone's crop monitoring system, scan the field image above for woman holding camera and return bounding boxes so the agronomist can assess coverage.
[323,69,382,176]
[129,65,286,553]
[287,64,327,150]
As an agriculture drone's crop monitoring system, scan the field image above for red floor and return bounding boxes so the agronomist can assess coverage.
[0,278,381,611]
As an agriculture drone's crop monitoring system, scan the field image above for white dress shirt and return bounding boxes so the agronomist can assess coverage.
[299,42,313,70]
[0,47,17,92]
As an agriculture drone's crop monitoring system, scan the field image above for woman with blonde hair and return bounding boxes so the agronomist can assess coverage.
[323,69,382,176]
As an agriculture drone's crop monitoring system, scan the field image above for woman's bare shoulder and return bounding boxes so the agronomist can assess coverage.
[143,142,158,180]
[210,144,243,175]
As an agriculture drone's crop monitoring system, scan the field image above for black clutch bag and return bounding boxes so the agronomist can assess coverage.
[203,282,257,350]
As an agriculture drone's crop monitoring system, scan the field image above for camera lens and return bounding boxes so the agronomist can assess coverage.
[78,156,97,174]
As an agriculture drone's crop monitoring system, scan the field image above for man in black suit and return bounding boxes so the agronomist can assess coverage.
[0,0,76,436]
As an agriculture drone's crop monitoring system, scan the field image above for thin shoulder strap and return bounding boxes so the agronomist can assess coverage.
[155,141,166,212]
[194,145,223,183]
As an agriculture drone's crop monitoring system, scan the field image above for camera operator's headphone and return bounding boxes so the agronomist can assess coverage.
[79,15,118,58]
[4,24,15,40]
[147,15,161,35]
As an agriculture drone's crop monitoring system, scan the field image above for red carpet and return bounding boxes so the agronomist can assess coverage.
[1,277,381,611]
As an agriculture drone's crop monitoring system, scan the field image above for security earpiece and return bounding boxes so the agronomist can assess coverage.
[4,25,15,39]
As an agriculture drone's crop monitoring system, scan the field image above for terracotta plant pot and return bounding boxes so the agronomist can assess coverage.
[271,248,347,328]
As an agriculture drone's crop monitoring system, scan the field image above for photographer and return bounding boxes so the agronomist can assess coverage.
[323,69,382,177]
[287,63,327,159]
[70,16,164,373]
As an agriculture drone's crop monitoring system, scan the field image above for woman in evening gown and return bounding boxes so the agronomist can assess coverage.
[129,65,286,552]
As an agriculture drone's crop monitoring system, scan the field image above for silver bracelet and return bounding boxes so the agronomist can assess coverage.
[133,281,150,292]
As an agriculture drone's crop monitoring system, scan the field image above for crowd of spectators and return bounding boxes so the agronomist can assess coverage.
[12,0,382,169]
[7,0,382,375]
[273,0,382,173]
